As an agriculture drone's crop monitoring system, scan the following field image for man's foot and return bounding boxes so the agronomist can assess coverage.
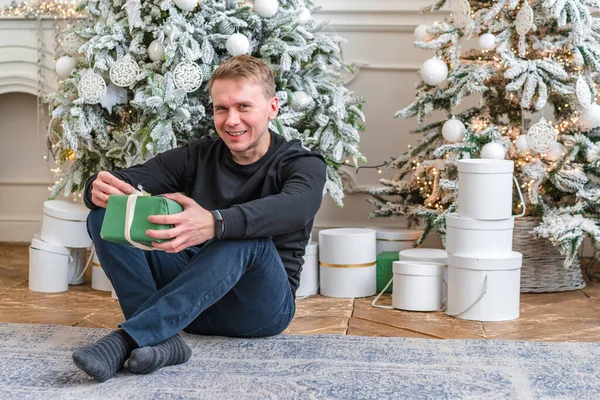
[72,329,137,382]
[127,334,192,374]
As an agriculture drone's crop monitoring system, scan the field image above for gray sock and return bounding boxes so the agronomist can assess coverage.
[72,329,137,382]
[127,334,192,374]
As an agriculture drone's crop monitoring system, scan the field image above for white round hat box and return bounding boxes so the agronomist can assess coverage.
[319,228,376,298]
[41,200,92,248]
[446,252,522,322]
[446,213,514,256]
[296,242,319,298]
[29,237,70,293]
[67,247,87,285]
[399,248,448,299]
[372,228,422,254]
[91,251,113,292]
[392,261,445,311]
[457,159,515,220]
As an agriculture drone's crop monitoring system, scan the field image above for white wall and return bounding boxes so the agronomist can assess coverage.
[0,1,445,244]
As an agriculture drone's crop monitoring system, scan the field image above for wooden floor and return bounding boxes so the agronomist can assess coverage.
[2,243,600,342]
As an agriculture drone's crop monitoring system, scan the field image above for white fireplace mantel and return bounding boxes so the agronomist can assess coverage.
[0,18,59,96]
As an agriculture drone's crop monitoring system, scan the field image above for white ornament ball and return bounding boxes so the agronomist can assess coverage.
[479,33,496,51]
[581,103,600,129]
[147,40,165,62]
[291,91,313,111]
[226,33,250,56]
[173,0,198,11]
[55,56,76,79]
[441,118,466,142]
[420,57,448,86]
[78,72,107,104]
[414,24,431,42]
[545,142,565,161]
[480,142,506,159]
[254,0,279,18]
[515,135,531,151]
[297,7,311,24]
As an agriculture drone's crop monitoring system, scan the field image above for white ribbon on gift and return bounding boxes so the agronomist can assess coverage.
[124,189,155,251]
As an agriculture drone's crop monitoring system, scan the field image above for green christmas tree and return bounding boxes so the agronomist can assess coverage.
[45,0,365,205]
[368,0,600,266]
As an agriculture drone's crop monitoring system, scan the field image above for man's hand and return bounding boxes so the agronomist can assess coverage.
[146,193,216,253]
[91,171,135,208]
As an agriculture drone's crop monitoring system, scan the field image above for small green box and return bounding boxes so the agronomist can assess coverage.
[100,195,183,247]
[376,251,400,293]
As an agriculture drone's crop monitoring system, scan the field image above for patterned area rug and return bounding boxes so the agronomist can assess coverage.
[1,323,599,399]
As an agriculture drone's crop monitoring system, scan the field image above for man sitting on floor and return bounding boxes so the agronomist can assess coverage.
[74,55,326,382]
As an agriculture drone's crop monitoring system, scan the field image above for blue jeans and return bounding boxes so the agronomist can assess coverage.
[87,208,295,347]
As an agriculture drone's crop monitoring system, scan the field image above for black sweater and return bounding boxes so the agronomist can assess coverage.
[83,130,327,294]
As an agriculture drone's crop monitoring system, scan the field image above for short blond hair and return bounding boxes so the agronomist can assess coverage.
[209,55,276,99]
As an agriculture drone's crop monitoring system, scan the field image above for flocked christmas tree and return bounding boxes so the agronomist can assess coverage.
[368,0,600,267]
[45,0,365,206]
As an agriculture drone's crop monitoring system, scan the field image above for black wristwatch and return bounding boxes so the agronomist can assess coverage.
[210,210,224,240]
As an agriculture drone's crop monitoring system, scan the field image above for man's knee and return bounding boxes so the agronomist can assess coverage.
[86,208,105,239]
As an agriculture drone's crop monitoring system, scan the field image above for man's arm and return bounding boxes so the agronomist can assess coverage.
[219,156,327,239]
[83,144,193,210]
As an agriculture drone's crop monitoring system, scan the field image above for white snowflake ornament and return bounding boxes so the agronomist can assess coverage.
[62,33,85,56]
[527,117,558,153]
[78,72,107,104]
[226,33,250,56]
[110,55,140,87]
[452,0,471,29]
[576,75,592,109]
[516,2,534,36]
[173,61,203,93]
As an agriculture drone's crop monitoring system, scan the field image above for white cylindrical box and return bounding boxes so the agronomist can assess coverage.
[29,238,70,293]
[319,228,376,298]
[392,261,445,311]
[372,228,422,254]
[68,247,87,285]
[297,242,319,298]
[457,159,514,220]
[446,252,522,322]
[399,248,449,299]
[445,213,514,256]
[41,200,92,248]
[91,251,113,292]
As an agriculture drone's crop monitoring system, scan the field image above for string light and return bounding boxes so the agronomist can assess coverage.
[0,0,82,18]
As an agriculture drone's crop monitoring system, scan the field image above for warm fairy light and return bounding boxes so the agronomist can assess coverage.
[0,0,82,18]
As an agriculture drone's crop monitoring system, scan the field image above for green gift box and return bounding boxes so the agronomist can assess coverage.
[376,251,400,293]
[100,195,183,248]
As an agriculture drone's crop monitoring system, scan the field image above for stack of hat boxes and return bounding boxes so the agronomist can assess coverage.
[28,200,113,294]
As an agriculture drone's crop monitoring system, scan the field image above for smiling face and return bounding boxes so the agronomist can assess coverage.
[211,78,279,165]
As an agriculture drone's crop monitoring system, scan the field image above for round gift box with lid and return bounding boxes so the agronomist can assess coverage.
[41,200,92,248]
[392,261,445,311]
[445,213,514,256]
[457,159,514,220]
[91,251,113,292]
[319,228,376,298]
[446,252,522,322]
[371,228,422,254]
[399,248,448,299]
[29,237,70,293]
[297,242,319,298]
[68,247,87,285]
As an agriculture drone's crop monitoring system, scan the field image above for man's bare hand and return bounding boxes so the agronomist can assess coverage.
[91,171,135,208]
[146,193,216,253]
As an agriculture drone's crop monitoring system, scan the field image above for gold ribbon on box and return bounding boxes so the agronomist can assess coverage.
[320,261,376,269]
